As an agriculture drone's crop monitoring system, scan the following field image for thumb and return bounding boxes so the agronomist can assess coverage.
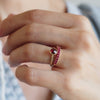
[16,65,63,94]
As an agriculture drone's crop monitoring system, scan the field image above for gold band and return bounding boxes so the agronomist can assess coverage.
[49,47,58,67]
[50,54,55,66]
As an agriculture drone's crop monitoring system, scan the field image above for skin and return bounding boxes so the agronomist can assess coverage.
[0,0,100,100]
[0,0,66,100]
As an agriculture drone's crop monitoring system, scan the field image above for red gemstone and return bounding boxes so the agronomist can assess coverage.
[50,48,57,54]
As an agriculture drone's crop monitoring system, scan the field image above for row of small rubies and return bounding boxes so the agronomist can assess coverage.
[53,46,61,65]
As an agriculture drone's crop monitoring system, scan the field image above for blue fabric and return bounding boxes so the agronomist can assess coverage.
[0,2,100,100]
[3,62,26,100]
[0,41,26,100]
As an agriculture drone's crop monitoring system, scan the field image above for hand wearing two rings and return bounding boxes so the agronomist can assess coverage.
[0,10,100,100]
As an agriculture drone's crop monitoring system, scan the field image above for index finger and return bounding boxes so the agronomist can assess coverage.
[0,9,79,37]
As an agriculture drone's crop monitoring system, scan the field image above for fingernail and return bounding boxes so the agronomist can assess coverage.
[2,45,8,55]
[16,65,28,81]
[7,13,15,19]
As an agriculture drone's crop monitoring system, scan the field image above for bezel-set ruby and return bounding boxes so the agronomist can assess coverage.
[50,46,61,67]
[50,48,57,55]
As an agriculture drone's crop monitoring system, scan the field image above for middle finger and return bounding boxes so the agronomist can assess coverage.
[3,23,70,55]
[0,10,80,37]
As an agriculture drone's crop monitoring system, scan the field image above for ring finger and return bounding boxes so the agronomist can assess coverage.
[9,42,77,70]
[9,43,63,67]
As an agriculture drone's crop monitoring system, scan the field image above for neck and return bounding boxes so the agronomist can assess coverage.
[19,0,66,13]
[0,0,66,16]
[49,0,66,12]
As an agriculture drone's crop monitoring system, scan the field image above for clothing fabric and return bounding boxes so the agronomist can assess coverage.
[0,42,26,100]
[0,1,100,100]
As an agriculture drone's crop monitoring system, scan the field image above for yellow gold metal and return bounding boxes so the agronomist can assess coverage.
[50,54,54,66]
[49,47,58,67]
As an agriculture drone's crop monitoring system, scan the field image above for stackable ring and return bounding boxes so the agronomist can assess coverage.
[49,46,61,67]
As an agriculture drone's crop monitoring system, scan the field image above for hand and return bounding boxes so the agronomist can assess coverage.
[0,10,100,100]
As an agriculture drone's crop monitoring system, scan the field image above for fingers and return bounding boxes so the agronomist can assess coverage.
[3,22,93,55]
[3,23,69,55]
[0,9,81,37]
[16,65,63,94]
[9,42,79,70]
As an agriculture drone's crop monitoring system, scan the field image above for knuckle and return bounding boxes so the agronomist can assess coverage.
[63,74,79,93]
[25,24,38,40]
[83,34,92,49]
[25,69,39,86]
[78,15,88,21]
[23,44,32,60]
[77,15,89,24]
[28,9,41,22]
[78,32,92,50]
[62,73,79,93]
[25,25,33,38]
[63,51,84,69]
[76,15,90,28]
[72,52,84,68]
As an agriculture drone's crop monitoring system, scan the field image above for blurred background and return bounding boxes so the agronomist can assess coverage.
[68,0,100,6]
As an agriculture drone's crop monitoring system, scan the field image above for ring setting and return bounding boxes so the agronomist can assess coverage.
[50,46,61,67]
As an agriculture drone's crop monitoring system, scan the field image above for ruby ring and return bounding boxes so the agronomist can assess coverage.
[49,46,61,67]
